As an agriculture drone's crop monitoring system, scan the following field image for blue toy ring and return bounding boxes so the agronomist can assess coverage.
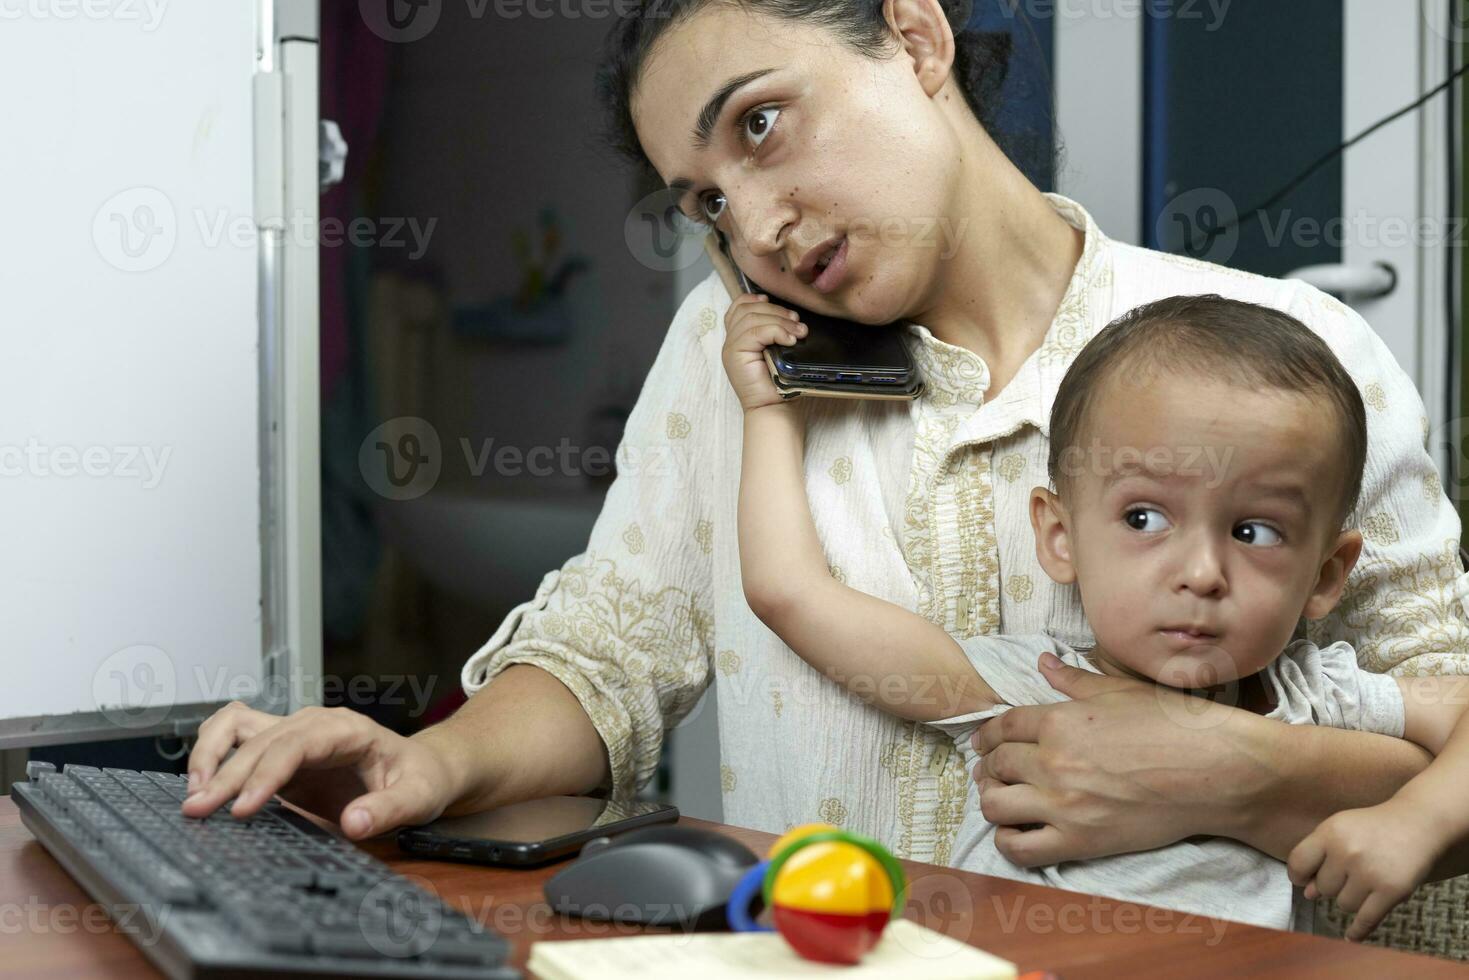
[726,860,774,932]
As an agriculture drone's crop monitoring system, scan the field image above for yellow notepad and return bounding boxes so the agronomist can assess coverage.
[527,919,1018,979]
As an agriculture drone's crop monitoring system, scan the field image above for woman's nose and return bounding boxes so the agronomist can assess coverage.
[727,193,796,264]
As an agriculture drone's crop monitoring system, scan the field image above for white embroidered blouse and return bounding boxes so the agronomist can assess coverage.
[460,194,1469,865]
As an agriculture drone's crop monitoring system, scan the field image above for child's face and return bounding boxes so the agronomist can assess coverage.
[1031,370,1363,689]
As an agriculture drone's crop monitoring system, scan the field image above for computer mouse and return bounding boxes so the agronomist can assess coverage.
[544,823,760,930]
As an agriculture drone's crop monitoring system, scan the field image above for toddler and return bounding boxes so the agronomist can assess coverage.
[722,290,1467,934]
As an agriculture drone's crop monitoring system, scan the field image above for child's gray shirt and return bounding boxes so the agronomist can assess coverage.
[926,631,1405,932]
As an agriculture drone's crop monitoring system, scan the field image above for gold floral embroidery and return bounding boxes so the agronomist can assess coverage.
[829,456,853,485]
[721,765,736,793]
[667,412,691,439]
[489,551,714,799]
[903,332,988,409]
[878,734,923,859]
[886,194,1104,865]
[694,519,713,554]
[1306,538,1469,674]
[1155,250,1261,281]
[622,523,645,554]
[716,650,742,675]
[929,749,972,868]
[954,447,1003,639]
[1425,471,1443,503]
[829,564,846,584]
[818,798,848,826]
[1360,513,1400,546]
[877,724,970,863]
[1364,383,1388,412]
[695,306,718,338]
[1005,575,1034,603]
[998,453,1026,482]
[772,690,784,717]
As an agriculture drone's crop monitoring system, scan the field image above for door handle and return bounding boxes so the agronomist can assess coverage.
[1285,262,1397,301]
[319,119,349,191]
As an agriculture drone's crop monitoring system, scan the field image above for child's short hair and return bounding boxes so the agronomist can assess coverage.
[1046,293,1368,533]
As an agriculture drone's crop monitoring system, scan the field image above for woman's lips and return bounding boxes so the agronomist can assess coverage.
[812,236,849,294]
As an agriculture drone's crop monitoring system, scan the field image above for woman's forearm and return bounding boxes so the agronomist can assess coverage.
[1226,715,1433,862]
[416,663,610,817]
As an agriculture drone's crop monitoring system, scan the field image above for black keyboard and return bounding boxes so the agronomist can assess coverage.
[14,761,519,979]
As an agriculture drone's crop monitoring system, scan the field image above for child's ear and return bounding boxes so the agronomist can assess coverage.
[1302,529,1364,620]
[1030,486,1077,585]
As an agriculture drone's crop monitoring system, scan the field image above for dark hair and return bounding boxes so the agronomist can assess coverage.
[1047,294,1369,534]
[593,0,1016,184]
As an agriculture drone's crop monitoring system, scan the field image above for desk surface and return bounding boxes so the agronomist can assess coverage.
[2,796,1465,978]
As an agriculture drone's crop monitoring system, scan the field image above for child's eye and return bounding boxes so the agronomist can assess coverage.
[1234,522,1283,547]
[1123,507,1171,533]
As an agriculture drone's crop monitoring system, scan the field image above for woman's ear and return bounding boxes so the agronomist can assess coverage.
[1302,529,1364,621]
[1030,486,1077,585]
[884,0,956,98]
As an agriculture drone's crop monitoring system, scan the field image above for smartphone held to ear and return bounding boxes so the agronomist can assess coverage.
[705,233,924,402]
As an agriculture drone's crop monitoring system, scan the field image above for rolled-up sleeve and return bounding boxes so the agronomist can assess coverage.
[459,273,724,798]
[1290,283,1469,676]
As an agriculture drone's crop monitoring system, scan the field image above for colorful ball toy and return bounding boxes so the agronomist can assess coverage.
[726,823,907,965]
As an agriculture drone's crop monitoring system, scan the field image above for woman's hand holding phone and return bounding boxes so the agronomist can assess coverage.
[721,291,808,411]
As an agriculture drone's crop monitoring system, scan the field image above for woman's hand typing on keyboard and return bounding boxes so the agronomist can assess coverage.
[184,664,618,838]
[181,701,458,839]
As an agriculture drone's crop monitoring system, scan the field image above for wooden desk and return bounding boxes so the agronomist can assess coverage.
[2,796,1464,978]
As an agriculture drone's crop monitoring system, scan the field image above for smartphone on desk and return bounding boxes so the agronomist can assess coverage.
[397,796,679,867]
[705,231,923,402]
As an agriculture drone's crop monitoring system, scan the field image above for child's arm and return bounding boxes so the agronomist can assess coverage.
[716,292,997,720]
[1288,674,1469,941]
[735,401,998,722]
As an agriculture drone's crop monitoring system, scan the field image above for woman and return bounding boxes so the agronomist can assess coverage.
[183,0,1469,908]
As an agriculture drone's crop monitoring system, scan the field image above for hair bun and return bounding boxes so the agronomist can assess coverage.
[939,0,976,32]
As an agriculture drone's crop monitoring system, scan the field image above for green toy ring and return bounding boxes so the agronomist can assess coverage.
[761,828,908,921]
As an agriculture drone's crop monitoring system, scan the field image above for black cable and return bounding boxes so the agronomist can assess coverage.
[1188,59,1469,255]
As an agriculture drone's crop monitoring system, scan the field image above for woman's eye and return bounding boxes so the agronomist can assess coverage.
[743,105,780,150]
[699,191,727,225]
[688,107,782,228]
[1234,522,1282,547]
[1123,507,1171,533]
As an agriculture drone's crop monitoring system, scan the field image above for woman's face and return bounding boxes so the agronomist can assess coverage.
[630,2,973,325]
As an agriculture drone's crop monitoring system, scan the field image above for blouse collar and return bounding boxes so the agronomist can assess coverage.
[901,193,1114,441]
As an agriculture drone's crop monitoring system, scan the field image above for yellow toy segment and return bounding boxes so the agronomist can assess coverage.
[767,823,837,861]
[770,840,895,915]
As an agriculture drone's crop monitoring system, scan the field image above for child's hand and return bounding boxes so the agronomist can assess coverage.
[1287,801,1442,941]
[721,292,807,412]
